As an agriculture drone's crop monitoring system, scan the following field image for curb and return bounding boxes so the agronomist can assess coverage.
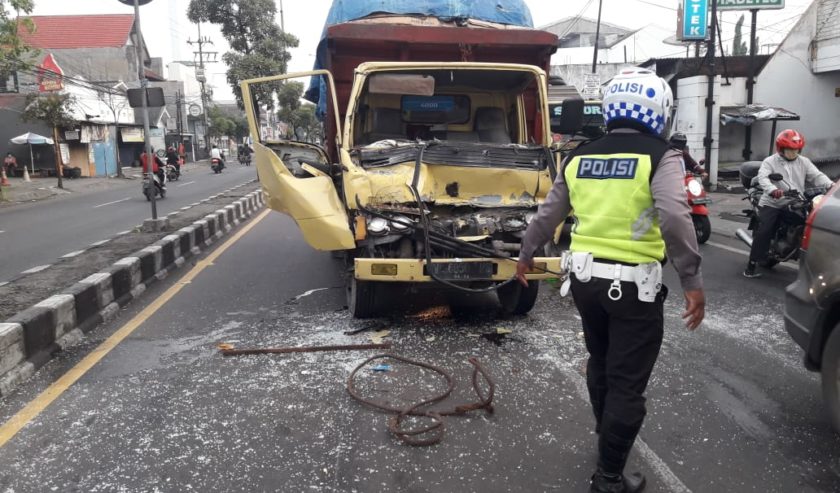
[0,189,266,397]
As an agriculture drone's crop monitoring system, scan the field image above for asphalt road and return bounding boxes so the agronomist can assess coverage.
[0,163,256,283]
[0,211,838,492]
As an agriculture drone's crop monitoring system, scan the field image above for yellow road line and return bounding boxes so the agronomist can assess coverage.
[0,209,271,449]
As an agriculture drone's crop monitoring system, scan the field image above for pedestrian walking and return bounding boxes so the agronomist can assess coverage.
[4,152,17,177]
[517,68,705,492]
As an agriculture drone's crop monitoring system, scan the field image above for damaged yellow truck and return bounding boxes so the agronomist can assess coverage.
[241,18,579,317]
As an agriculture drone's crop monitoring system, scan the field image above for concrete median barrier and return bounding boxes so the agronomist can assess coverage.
[0,189,266,398]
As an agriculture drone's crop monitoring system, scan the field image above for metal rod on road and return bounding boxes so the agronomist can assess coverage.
[219,343,392,356]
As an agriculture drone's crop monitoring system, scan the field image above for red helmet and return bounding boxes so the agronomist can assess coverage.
[775,129,805,153]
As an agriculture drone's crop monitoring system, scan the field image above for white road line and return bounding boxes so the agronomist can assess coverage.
[0,281,8,287]
[116,230,131,236]
[61,250,86,258]
[705,241,797,271]
[93,197,130,209]
[177,181,196,187]
[180,206,191,211]
[0,230,5,234]
[90,239,111,247]
[21,264,51,275]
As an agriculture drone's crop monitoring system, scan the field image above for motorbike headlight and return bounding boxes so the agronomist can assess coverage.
[687,180,703,197]
[389,215,412,232]
[812,194,824,207]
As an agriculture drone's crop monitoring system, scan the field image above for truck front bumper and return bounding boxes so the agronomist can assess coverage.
[354,257,564,282]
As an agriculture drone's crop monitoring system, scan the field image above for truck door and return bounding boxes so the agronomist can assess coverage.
[240,71,355,251]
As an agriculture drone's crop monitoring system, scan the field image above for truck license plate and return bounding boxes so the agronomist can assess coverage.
[427,261,494,280]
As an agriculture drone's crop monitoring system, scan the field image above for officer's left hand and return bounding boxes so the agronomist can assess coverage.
[515,258,534,287]
[682,289,705,330]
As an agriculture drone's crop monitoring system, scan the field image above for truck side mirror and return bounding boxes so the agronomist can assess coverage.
[550,98,584,135]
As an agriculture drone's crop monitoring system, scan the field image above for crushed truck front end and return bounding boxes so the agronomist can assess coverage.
[242,62,564,317]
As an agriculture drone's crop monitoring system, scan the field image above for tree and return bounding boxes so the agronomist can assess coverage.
[187,0,299,118]
[276,81,319,142]
[732,14,749,56]
[0,0,35,89]
[207,105,236,139]
[21,92,75,189]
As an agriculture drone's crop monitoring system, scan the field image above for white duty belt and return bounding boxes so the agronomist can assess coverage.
[559,251,662,303]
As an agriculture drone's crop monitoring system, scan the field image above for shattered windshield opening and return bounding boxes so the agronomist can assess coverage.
[355,142,550,171]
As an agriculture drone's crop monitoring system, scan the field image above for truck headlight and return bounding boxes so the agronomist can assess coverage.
[367,217,390,235]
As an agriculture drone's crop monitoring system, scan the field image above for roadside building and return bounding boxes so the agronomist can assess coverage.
[0,14,165,176]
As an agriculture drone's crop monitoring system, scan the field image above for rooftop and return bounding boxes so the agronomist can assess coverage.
[20,14,135,49]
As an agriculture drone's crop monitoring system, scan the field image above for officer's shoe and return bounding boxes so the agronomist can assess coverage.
[743,261,761,278]
[589,469,646,493]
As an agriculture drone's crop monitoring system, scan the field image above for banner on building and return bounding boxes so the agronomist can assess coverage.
[37,53,64,92]
[717,0,784,11]
[121,128,144,143]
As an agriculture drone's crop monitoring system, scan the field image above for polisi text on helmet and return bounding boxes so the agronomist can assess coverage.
[609,82,645,95]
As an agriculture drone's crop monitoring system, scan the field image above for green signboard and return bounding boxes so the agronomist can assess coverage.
[717,0,784,10]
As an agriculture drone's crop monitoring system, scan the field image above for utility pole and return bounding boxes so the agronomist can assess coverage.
[591,0,604,73]
[175,89,183,152]
[121,0,157,219]
[279,0,285,54]
[187,24,216,155]
[703,0,718,189]
[743,8,759,161]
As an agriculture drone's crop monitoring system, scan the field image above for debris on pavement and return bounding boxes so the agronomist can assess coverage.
[368,330,391,345]
[371,364,391,372]
[217,342,392,356]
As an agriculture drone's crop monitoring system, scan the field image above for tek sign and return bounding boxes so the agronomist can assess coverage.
[717,0,785,10]
[681,0,709,40]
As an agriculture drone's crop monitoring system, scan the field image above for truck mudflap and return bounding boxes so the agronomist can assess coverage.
[354,257,564,282]
[254,144,355,251]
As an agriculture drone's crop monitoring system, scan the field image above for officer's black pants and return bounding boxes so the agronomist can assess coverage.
[748,206,783,263]
[571,277,665,475]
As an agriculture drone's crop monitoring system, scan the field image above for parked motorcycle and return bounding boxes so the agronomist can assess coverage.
[211,158,224,174]
[735,164,824,267]
[685,172,711,244]
[165,163,180,182]
[142,172,166,201]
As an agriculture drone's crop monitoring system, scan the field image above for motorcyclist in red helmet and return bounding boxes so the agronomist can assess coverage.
[744,129,833,278]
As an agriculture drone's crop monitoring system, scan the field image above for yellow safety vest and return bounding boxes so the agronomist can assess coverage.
[563,133,668,264]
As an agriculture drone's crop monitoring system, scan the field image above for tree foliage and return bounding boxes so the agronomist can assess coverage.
[21,92,75,188]
[732,15,749,56]
[187,0,299,114]
[276,81,319,142]
[207,105,249,140]
[0,0,36,78]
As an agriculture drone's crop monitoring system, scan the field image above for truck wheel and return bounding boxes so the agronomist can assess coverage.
[821,323,840,434]
[692,215,711,244]
[497,280,540,316]
[347,276,377,318]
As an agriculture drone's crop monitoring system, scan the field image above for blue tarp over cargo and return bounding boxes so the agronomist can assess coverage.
[305,0,535,116]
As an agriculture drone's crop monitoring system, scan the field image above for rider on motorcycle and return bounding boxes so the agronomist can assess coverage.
[669,133,708,179]
[141,149,166,189]
[744,129,833,278]
[166,145,180,176]
[210,144,225,170]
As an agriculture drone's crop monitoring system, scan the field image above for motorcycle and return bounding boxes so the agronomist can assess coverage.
[685,172,711,244]
[211,158,224,174]
[238,153,252,166]
[735,165,824,267]
[165,163,180,182]
[142,172,166,201]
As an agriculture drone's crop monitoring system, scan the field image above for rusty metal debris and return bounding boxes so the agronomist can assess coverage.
[217,342,391,356]
[347,354,494,446]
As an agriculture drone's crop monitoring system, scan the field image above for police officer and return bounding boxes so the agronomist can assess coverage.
[517,68,705,493]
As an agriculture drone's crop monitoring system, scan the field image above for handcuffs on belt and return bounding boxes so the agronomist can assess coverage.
[559,251,663,303]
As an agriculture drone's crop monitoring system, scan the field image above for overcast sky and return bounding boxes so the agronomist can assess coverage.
[29,0,815,101]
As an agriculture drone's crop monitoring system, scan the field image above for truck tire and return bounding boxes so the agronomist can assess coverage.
[497,280,540,316]
[347,276,377,318]
[821,322,840,434]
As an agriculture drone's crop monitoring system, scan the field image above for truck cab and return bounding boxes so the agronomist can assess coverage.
[240,22,578,318]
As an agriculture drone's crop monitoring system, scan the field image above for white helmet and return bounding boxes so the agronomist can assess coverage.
[602,68,673,136]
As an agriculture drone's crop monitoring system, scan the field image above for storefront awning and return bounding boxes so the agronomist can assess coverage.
[720,104,800,126]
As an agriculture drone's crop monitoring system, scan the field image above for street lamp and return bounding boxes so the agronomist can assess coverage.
[118,0,158,220]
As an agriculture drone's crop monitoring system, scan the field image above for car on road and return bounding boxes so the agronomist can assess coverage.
[784,178,840,432]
